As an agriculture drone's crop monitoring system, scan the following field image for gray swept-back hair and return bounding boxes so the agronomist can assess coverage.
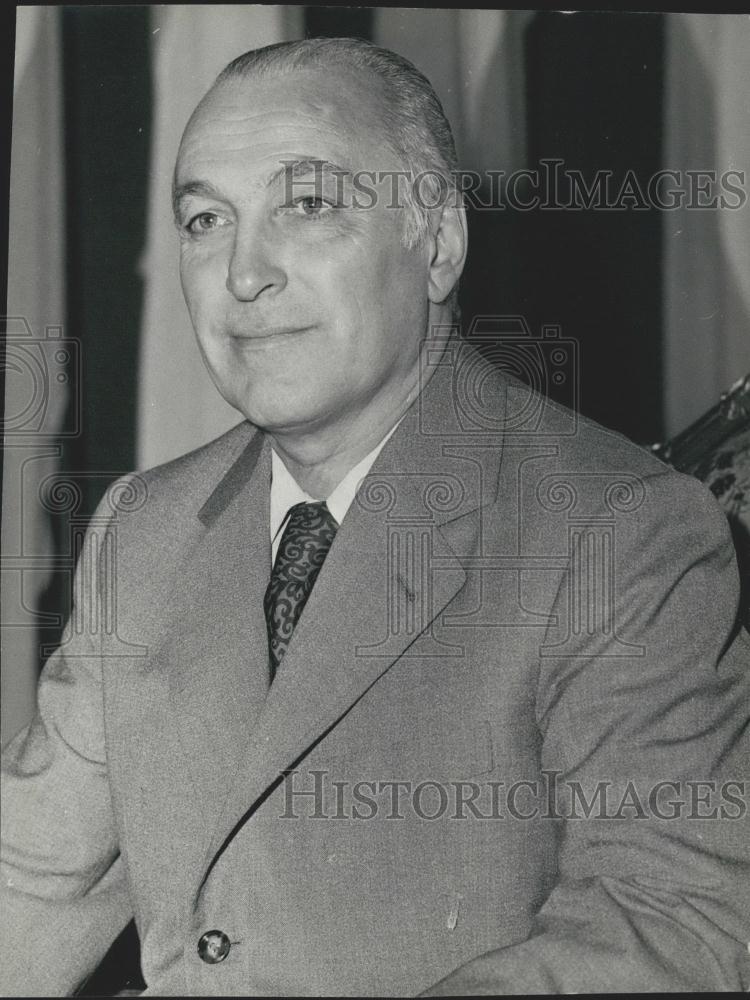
[214,37,460,250]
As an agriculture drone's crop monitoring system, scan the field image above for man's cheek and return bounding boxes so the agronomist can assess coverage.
[180,256,206,306]
[294,210,376,253]
[181,241,229,281]
[181,260,223,312]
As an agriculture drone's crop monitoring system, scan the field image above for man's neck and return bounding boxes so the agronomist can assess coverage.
[267,389,414,499]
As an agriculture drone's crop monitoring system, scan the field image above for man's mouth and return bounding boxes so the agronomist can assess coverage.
[229,325,315,341]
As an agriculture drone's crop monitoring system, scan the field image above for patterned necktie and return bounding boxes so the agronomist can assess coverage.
[264,501,339,677]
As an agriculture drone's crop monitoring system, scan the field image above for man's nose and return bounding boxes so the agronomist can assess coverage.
[226,224,287,302]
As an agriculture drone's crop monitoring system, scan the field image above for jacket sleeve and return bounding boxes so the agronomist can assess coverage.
[1,491,134,997]
[423,470,750,994]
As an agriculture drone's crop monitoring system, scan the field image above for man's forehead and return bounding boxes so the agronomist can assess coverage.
[174,69,401,195]
[182,66,387,153]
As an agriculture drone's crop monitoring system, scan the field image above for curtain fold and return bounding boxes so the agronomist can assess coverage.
[2,7,65,741]
[664,14,750,435]
[374,8,529,175]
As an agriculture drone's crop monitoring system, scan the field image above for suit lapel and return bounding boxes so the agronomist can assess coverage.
[159,431,273,853]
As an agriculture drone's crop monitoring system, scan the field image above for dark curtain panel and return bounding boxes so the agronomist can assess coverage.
[58,7,151,996]
[61,5,152,513]
[461,12,664,445]
[523,11,664,443]
[40,5,152,667]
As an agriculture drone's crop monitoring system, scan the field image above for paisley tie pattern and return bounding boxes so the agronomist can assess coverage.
[264,501,339,677]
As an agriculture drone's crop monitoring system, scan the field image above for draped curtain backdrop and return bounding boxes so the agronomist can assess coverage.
[4,8,750,746]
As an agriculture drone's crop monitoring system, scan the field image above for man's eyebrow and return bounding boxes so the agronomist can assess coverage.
[172,180,226,217]
[172,162,350,216]
[266,158,352,187]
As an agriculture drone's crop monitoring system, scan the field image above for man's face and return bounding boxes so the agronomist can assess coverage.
[174,67,435,437]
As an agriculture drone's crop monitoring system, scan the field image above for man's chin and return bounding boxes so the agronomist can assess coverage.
[228,397,327,435]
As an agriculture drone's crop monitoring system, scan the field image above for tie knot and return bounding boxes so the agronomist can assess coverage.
[275,500,338,577]
[285,500,338,535]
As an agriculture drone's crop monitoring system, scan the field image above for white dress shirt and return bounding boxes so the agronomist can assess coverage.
[270,422,400,563]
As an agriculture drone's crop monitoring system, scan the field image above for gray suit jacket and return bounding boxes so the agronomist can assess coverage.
[2,342,749,995]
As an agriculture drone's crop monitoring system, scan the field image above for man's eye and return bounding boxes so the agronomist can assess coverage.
[291,196,334,217]
[186,212,228,234]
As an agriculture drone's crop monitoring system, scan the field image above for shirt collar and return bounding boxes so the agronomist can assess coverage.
[270,419,401,545]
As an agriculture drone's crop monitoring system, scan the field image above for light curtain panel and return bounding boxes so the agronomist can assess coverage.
[663,14,750,435]
[3,7,65,740]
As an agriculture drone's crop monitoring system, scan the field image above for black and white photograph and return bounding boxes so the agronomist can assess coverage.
[2,4,749,996]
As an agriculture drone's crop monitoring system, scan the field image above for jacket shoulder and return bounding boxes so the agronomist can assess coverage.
[500,373,734,546]
[503,372,668,477]
[105,420,256,528]
[141,419,254,489]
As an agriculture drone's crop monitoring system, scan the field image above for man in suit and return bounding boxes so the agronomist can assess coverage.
[2,37,749,996]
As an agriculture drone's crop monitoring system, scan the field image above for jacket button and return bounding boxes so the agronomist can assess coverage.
[197,929,231,964]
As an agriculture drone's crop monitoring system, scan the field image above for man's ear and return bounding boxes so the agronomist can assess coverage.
[426,202,468,305]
